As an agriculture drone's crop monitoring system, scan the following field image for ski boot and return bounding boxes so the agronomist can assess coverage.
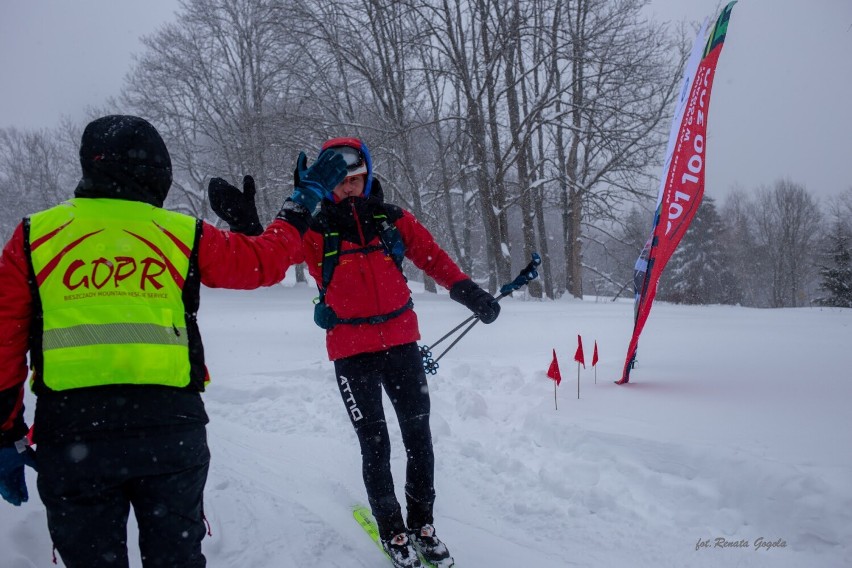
[381,532,423,568]
[409,524,455,567]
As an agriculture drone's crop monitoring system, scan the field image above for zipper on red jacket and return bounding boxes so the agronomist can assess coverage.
[351,201,389,337]
[351,200,367,246]
[350,200,374,298]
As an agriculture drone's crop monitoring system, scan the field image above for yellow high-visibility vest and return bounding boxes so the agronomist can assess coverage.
[26,198,199,391]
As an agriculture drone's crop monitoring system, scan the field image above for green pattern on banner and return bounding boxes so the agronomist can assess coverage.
[704,1,737,57]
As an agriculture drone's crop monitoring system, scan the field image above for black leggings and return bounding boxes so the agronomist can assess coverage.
[334,342,435,540]
[36,427,209,568]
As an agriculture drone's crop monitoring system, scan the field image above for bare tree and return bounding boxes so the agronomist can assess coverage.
[0,124,78,240]
[409,0,514,290]
[416,42,475,276]
[752,179,822,307]
[720,188,767,306]
[121,0,303,221]
[114,0,683,297]
[292,0,449,290]
[827,186,852,230]
[554,0,685,297]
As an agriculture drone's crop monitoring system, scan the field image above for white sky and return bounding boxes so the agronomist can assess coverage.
[0,1,178,128]
[1,0,851,202]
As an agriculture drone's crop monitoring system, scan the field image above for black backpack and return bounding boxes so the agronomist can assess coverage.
[313,212,411,330]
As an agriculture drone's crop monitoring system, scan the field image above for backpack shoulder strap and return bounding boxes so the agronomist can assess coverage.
[320,230,341,293]
[373,212,405,273]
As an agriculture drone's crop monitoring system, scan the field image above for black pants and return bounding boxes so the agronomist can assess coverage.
[335,342,436,540]
[36,426,210,568]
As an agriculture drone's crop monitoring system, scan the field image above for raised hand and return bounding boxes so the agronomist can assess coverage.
[208,175,263,236]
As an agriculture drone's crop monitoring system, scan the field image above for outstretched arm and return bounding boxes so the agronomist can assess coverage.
[201,149,347,289]
[397,212,500,324]
[198,219,305,290]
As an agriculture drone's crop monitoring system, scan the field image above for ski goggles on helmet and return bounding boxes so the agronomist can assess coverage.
[327,144,367,177]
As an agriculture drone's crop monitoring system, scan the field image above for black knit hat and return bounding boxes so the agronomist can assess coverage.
[75,115,172,207]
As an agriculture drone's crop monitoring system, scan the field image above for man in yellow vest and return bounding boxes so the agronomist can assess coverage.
[0,115,346,567]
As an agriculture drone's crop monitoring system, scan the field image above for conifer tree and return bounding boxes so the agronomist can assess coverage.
[815,220,852,307]
[659,197,741,305]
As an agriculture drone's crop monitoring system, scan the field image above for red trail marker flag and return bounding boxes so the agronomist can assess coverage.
[547,349,562,385]
[574,335,585,369]
[574,335,585,399]
[592,340,599,384]
[618,2,737,385]
[546,349,561,410]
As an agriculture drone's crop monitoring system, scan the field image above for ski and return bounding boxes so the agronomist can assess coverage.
[353,505,386,555]
[353,505,455,568]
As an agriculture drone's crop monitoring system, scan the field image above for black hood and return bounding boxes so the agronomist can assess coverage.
[74,115,172,207]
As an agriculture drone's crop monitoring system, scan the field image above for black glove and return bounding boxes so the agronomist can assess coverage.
[450,279,501,324]
[290,149,348,212]
[208,175,263,236]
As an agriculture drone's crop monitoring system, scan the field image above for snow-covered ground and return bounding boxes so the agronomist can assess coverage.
[3,281,851,567]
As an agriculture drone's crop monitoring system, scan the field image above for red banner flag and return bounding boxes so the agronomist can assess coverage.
[618,2,736,384]
[547,349,562,385]
[592,341,599,367]
[574,335,585,368]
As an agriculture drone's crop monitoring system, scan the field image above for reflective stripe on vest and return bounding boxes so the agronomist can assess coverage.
[27,198,197,391]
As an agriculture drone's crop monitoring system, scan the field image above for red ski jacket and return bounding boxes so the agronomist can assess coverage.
[0,216,304,444]
[303,199,468,361]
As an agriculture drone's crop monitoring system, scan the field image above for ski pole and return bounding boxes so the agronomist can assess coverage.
[421,253,541,374]
[421,317,480,373]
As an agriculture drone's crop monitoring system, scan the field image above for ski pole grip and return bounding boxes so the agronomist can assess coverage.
[499,252,542,295]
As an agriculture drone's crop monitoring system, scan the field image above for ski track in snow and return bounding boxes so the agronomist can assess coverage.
[2,285,851,567]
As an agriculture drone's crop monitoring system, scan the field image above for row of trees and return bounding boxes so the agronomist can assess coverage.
[3,0,688,297]
[112,0,686,296]
[2,113,848,309]
[588,181,852,308]
[1,0,848,308]
[0,122,78,235]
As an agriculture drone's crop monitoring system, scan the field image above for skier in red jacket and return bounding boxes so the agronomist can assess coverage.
[210,137,499,567]
[0,115,347,567]
[303,138,499,568]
